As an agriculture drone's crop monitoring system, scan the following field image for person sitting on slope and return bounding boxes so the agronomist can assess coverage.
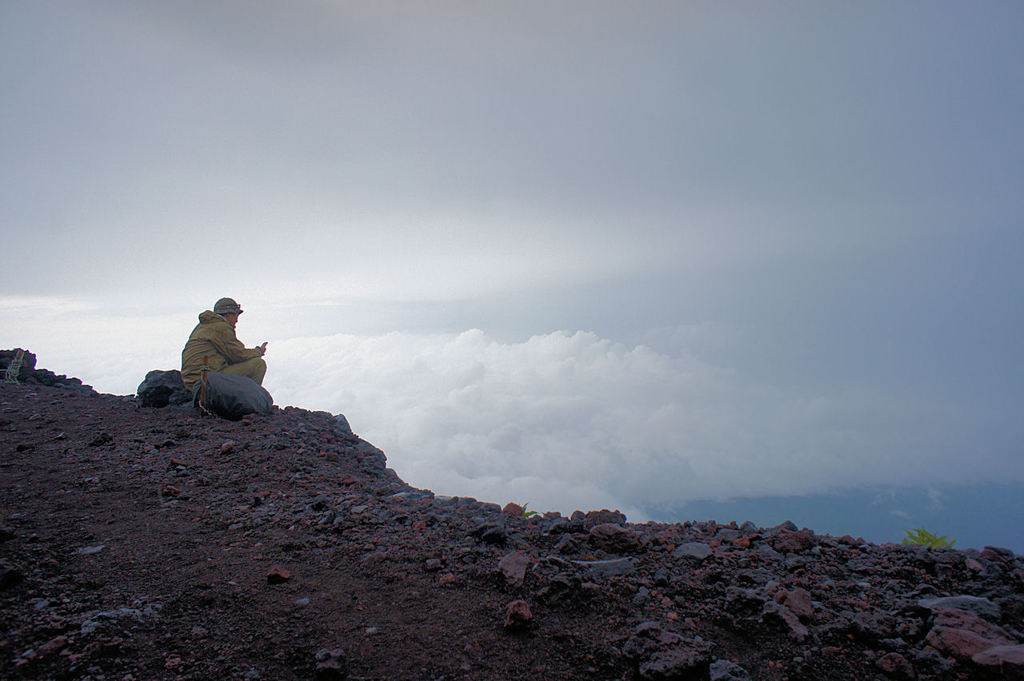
[180,297,268,392]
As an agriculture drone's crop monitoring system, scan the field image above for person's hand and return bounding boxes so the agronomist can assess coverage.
[260,342,268,356]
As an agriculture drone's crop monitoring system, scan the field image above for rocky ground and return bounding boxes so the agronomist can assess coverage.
[1,357,1023,680]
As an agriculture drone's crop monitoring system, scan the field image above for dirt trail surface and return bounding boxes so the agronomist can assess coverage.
[1,376,1023,681]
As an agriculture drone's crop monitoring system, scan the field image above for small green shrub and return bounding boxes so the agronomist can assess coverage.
[902,527,956,548]
[521,502,539,519]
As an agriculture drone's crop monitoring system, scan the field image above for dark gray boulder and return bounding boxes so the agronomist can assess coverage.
[137,370,191,408]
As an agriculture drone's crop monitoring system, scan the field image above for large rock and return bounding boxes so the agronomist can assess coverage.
[919,595,1001,620]
[589,523,643,554]
[0,348,36,380]
[623,622,712,681]
[972,644,1024,680]
[925,608,1016,660]
[771,529,816,553]
[1,349,93,391]
[137,370,191,407]
[583,509,627,528]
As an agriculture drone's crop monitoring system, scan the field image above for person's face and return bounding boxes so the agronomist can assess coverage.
[223,312,240,327]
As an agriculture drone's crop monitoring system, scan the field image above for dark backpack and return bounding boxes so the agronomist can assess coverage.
[193,372,273,420]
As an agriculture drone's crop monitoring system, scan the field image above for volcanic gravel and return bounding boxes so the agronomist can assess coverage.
[1,375,1023,681]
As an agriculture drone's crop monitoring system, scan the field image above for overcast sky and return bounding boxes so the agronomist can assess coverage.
[2,2,1022,527]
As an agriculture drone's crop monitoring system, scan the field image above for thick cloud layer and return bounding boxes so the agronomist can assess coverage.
[263,329,1015,517]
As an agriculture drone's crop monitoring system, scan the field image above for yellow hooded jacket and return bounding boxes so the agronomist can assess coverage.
[180,311,263,391]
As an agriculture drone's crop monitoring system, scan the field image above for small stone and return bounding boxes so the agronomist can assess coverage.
[572,557,636,579]
[504,600,533,630]
[89,432,114,447]
[498,552,532,587]
[164,654,182,669]
[37,636,68,657]
[77,544,106,555]
[874,652,914,680]
[470,522,508,546]
[89,637,124,657]
[555,534,583,554]
[502,502,524,517]
[314,648,347,680]
[221,439,237,454]
[424,558,443,572]
[267,566,292,584]
[360,551,386,566]
[710,659,752,680]
[772,529,816,553]
[777,588,814,621]
[673,542,713,561]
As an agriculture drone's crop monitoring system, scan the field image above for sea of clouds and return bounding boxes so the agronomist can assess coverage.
[262,328,989,519]
[11,308,1010,522]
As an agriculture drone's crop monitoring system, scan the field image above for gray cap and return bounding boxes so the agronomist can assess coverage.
[213,297,243,315]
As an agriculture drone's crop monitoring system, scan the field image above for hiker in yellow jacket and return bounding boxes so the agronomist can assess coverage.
[180,298,268,392]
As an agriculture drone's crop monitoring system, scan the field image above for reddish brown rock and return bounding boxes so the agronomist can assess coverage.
[972,644,1024,679]
[498,551,531,587]
[504,600,533,630]
[776,588,814,621]
[771,529,816,553]
[160,484,182,497]
[926,608,1016,660]
[584,509,627,528]
[874,652,914,680]
[502,502,524,517]
[589,523,643,554]
[267,566,292,584]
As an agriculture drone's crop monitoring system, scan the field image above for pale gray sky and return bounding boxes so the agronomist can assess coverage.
[2,2,1022,533]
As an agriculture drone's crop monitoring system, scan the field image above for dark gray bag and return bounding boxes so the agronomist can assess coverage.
[193,372,273,420]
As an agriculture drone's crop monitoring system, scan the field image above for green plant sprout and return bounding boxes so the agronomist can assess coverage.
[902,527,956,548]
[521,503,540,519]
